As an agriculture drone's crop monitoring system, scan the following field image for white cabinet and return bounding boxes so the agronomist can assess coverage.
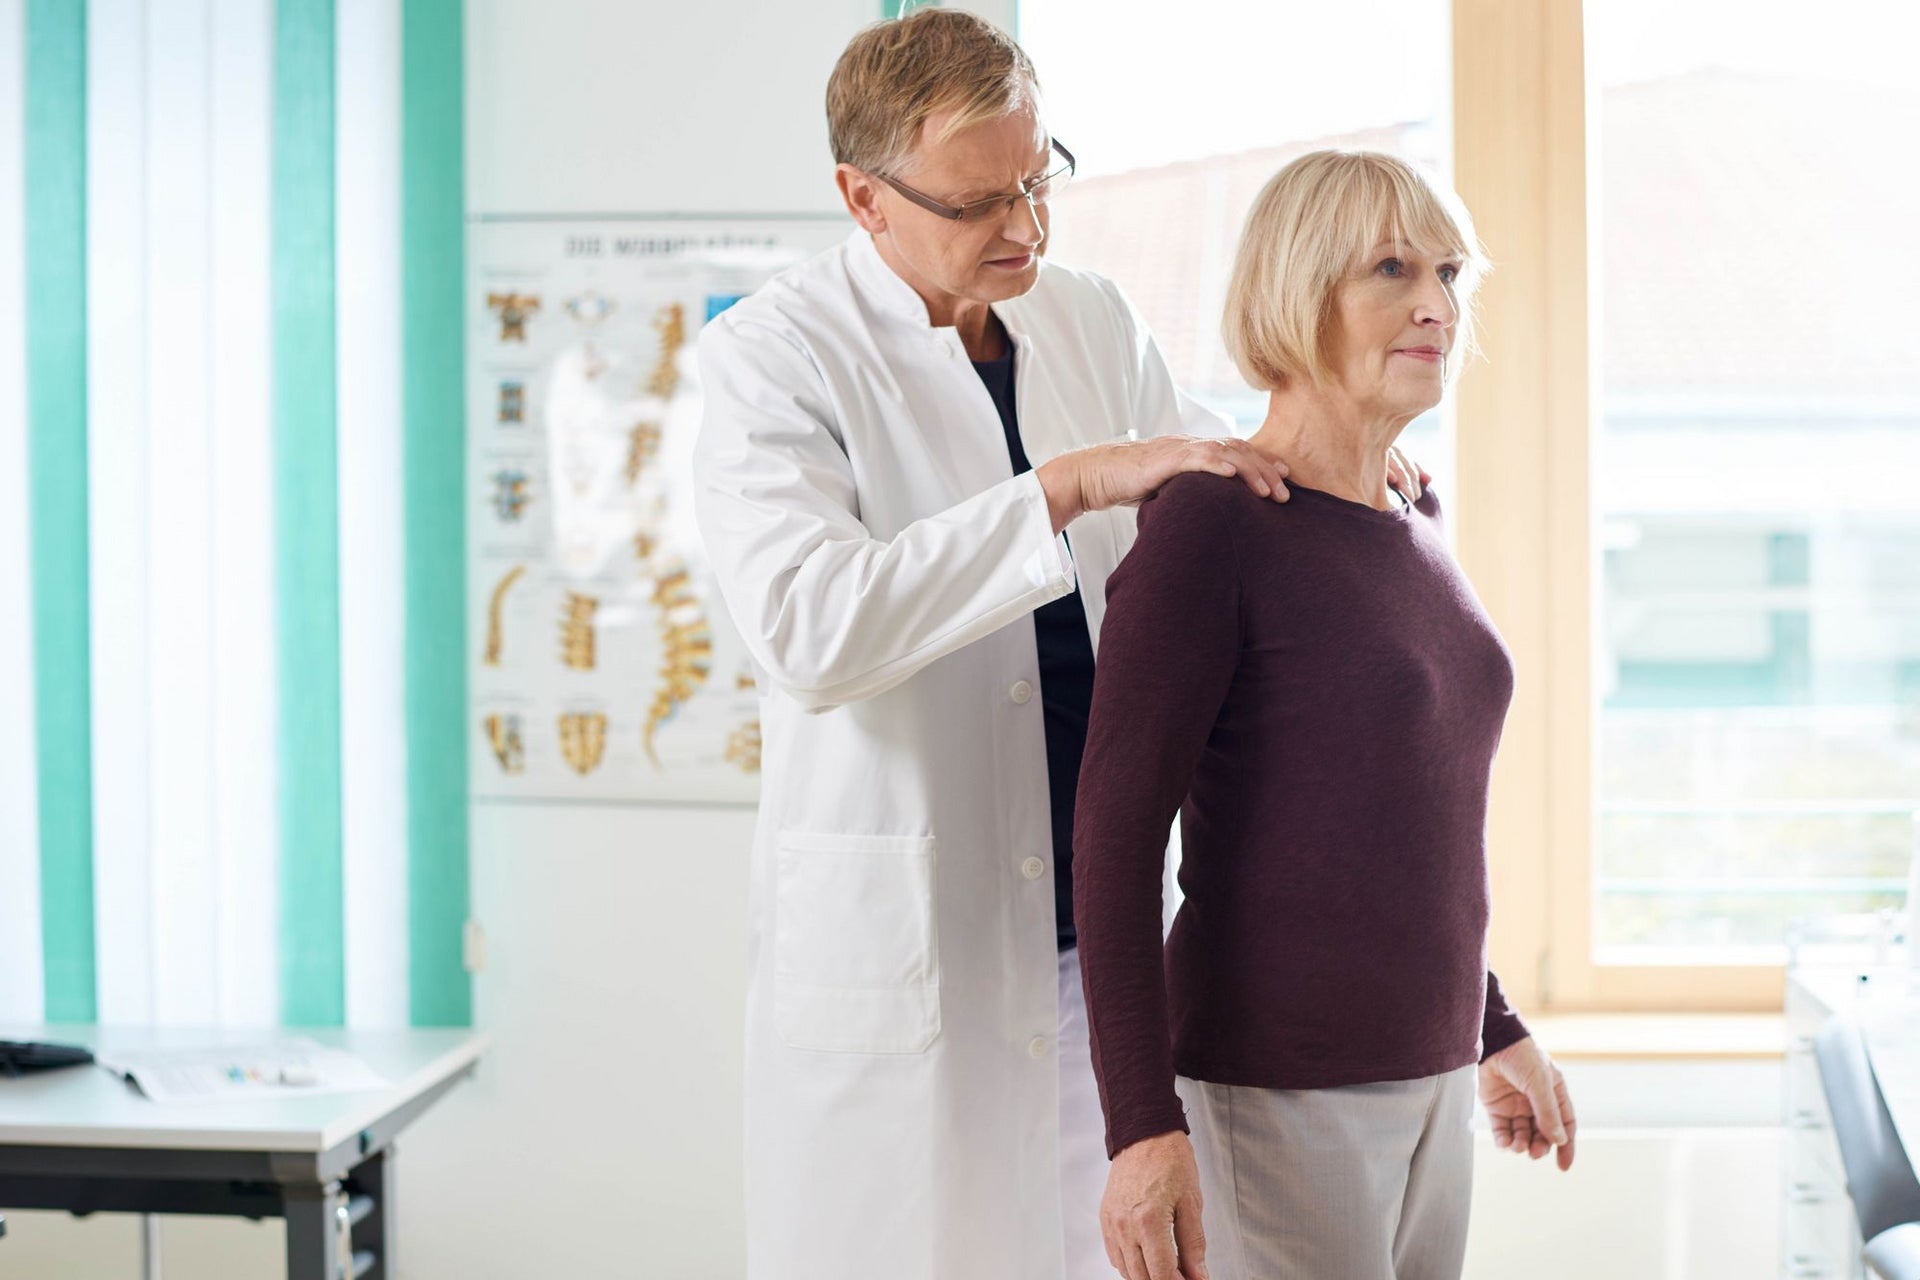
[1784,987,1862,1276]
[1784,967,1903,1280]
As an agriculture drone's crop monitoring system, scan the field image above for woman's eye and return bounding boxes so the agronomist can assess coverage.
[1439,264,1460,283]
[1378,258,1404,277]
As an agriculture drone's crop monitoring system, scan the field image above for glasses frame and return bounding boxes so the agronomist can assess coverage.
[874,140,1077,223]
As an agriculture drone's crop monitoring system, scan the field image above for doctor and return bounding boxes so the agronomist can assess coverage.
[693,10,1421,1279]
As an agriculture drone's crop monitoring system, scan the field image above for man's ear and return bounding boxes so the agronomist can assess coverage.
[836,163,887,235]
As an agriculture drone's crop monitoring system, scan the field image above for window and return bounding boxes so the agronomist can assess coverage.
[1023,0,1919,1010]
[1587,1,1920,964]
[1021,0,1458,493]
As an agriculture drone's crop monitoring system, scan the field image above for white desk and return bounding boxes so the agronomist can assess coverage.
[1788,968,1920,1280]
[1795,971,1920,1169]
[0,1024,487,1280]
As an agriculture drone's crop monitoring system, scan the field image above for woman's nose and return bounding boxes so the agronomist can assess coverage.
[1415,287,1456,327]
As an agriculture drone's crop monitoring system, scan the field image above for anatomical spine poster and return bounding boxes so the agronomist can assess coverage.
[469,216,849,804]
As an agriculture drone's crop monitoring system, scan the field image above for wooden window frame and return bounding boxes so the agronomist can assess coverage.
[1451,0,1783,1014]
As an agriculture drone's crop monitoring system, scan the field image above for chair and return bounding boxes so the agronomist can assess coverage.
[1816,1015,1920,1279]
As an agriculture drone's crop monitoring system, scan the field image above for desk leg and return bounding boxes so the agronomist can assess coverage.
[141,1214,162,1280]
[283,1180,343,1280]
[352,1146,395,1280]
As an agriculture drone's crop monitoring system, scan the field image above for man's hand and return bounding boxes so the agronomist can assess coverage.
[1386,445,1429,503]
[1099,1130,1209,1280]
[1478,1037,1577,1171]
[1037,436,1289,533]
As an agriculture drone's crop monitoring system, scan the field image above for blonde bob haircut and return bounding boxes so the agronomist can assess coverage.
[826,8,1039,178]
[1222,150,1489,392]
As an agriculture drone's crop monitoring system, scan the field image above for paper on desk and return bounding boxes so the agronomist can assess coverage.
[96,1038,391,1105]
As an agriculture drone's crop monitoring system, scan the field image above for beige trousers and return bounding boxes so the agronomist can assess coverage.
[1176,1066,1476,1280]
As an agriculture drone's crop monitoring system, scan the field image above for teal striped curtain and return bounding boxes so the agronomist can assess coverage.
[0,0,469,1031]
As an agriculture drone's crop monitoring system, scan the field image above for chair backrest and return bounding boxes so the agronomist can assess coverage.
[1817,1014,1920,1242]
[1865,1222,1920,1280]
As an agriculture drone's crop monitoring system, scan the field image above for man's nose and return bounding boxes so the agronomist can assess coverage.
[1003,192,1045,245]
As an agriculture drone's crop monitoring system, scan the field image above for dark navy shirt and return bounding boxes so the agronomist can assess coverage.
[972,340,1095,952]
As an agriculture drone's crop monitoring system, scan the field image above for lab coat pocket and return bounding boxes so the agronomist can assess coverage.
[774,831,941,1054]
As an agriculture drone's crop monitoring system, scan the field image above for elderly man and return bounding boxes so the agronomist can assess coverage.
[693,11,1421,1279]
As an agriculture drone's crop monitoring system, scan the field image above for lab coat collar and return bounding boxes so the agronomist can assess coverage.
[845,230,1036,346]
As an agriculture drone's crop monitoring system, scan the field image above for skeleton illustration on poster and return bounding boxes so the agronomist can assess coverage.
[470,217,849,803]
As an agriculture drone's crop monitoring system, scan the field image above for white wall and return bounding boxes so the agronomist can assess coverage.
[399,802,758,1278]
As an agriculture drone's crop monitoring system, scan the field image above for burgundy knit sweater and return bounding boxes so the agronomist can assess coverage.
[1073,473,1530,1159]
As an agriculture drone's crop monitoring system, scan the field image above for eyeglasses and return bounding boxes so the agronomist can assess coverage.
[874,140,1077,223]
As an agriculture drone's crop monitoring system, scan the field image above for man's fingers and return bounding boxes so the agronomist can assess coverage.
[1386,447,1422,501]
[1226,463,1272,496]
[1215,440,1286,501]
[1255,454,1290,501]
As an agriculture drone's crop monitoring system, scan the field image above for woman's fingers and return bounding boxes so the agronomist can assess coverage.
[1554,1073,1579,1170]
[1172,1192,1210,1280]
[1507,1114,1533,1155]
[1104,1222,1128,1276]
[1138,1216,1182,1280]
[1525,1073,1569,1146]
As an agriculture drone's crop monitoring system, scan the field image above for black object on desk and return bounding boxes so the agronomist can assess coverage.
[0,1040,95,1076]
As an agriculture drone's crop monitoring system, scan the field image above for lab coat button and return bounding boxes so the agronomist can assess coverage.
[1027,1036,1049,1059]
[1010,680,1034,704]
[1021,856,1045,881]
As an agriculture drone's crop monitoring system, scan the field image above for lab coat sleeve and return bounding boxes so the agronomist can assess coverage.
[692,316,1076,714]
[1103,276,1233,442]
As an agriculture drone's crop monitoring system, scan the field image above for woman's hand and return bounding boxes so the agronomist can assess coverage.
[1099,1129,1209,1280]
[1478,1036,1577,1171]
[1037,436,1289,533]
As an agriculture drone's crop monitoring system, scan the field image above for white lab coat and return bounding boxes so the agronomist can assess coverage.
[692,231,1226,1280]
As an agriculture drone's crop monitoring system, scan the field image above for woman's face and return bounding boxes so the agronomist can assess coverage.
[1323,242,1463,425]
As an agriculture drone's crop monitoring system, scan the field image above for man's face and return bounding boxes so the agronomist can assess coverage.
[841,103,1054,316]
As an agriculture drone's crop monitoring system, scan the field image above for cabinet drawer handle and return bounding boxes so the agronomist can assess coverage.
[1791,1107,1828,1130]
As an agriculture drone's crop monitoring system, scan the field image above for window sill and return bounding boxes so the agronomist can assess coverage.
[1524,1012,1786,1061]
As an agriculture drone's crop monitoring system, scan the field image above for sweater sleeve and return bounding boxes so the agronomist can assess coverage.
[1073,475,1245,1159]
[1481,970,1531,1060]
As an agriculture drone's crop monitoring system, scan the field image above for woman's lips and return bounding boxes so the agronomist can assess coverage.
[986,253,1035,270]
[1395,348,1444,363]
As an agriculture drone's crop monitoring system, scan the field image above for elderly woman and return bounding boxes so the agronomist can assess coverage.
[1072,151,1577,1280]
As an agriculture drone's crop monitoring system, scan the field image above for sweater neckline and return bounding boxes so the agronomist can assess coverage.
[1283,480,1421,523]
